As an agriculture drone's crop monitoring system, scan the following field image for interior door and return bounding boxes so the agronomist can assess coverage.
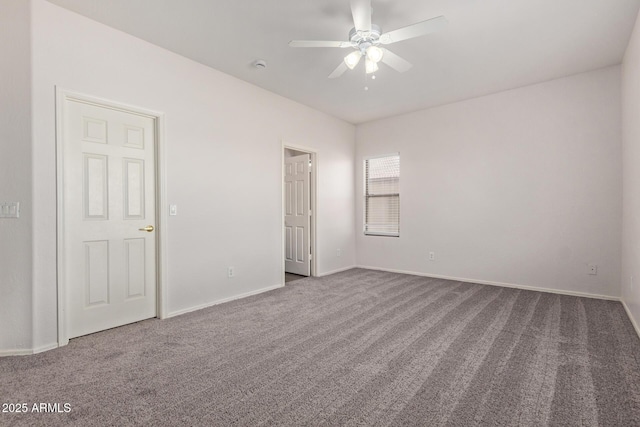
[63,99,157,339]
[284,154,311,276]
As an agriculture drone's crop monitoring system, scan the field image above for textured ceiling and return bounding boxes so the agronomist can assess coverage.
[47,0,640,124]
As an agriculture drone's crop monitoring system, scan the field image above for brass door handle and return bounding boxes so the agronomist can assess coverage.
[139,225,154,232]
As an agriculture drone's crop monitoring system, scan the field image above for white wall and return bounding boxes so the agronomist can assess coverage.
[356,66,622,298]
[622,10,640,330]
[0,0,33,353]
[19,0,356,352]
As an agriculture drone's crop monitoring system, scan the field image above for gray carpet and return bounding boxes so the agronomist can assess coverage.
[2,268,640,426]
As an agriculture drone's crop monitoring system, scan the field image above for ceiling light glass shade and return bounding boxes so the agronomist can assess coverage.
[344,51,363,70]
[366,45,384,63]
[365,58,379,74]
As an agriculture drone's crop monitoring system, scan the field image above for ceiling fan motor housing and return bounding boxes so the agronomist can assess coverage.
[349,24,382,52]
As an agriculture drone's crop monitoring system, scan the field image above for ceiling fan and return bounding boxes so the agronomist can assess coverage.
[289,0,447,79]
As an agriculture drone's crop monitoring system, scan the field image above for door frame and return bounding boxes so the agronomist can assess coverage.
[55,88,168,347]
[282,142,318,283]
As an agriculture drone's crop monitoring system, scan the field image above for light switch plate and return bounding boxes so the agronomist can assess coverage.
[169,204,177,216]
[0,202,20,218]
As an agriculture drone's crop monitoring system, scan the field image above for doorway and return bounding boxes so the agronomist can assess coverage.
[283,145,317,283]
[56,89,166,346]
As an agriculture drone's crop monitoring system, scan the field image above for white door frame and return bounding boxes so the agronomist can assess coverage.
[55,88,168,347]
[282,142,318,283]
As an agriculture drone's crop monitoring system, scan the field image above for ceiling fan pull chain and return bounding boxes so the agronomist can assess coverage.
[364,68,369,91]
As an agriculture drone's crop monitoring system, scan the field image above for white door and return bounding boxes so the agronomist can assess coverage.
[284,154,311,276]
[63,99,157,339]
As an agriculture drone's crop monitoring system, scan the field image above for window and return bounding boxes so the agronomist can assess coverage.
[364,154,400,236]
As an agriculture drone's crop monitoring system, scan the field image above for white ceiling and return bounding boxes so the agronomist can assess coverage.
[47,0,640,124]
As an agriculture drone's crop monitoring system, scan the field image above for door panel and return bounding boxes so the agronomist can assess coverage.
[285,181,293,216]
[285,226,293,262]
[284,154,310,276]
[123,158,145,219]
[84,240,110,306]
[83,154,108,219]
[296,227,305,262]
[124,238,146,299]
[64,99,157,339]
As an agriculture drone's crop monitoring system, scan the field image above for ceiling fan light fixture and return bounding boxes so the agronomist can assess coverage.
[366,45,384,63]
[365,58,379,74]
[344,50,363,69]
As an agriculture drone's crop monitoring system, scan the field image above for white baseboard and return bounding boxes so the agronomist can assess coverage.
[166,283,284,318]
[356,265,620,301]
[33,343,59,354]
[0,349,33,357]
[621,299,640,339]
[317,265,357,277]
[0,342,58,357]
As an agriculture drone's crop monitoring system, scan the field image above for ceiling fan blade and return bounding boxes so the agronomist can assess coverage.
[328,61,349,79]
[380,48,413,73]
[379,15,448,45]
[289,40,352,48]
[350,0,372,32]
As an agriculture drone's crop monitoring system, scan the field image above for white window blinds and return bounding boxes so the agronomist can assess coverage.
[365,154,399,236]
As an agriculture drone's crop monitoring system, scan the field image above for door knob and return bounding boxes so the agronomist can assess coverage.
[139,225,154,232]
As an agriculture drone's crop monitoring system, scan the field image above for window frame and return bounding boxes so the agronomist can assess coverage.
[363,153,400,237]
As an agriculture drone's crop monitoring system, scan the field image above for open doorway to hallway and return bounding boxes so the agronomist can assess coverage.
[285,273,306,283]
[283,145,317,282]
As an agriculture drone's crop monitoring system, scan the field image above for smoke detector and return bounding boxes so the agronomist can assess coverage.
[254,59,267,69]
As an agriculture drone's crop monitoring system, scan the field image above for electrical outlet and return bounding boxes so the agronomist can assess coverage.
[588,264,597,275]
[337,248,341,257]
[0,202,19,218]
[228,266,234,278]
[429,251,435,261]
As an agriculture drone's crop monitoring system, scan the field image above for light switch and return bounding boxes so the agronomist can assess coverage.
[169,204,177,216]
[0,202,20,218]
